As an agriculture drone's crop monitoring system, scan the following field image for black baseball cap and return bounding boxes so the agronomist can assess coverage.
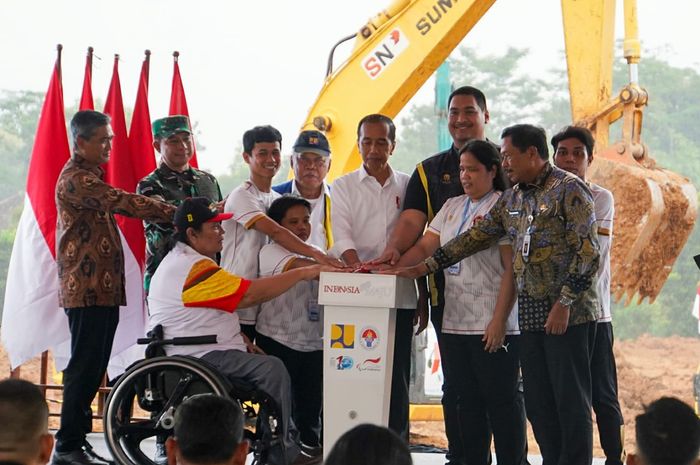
[174,197,232,231]
[293,130,330,157]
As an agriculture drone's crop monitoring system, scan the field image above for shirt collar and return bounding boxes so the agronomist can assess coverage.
[70,154,104,176]
[359,164,396,185]
[157,162,196,178]
[517,162,552,191]
[291,180,330,199]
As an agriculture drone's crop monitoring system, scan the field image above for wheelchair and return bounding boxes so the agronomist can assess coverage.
[103,325,280,465]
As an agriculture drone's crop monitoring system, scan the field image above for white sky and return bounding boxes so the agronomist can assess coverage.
[2,0,697,175]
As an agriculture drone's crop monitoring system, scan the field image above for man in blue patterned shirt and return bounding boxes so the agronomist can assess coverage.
[393,124,600,465]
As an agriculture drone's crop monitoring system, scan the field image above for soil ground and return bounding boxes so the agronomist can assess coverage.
[409,335,700,457]
[3,334,699,458]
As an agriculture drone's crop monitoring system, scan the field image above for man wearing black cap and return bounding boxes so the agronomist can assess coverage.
[137,115,223,293]
[273,130,333,251]
[149,197,325,465]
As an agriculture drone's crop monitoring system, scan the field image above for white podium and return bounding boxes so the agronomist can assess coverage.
[318,272,417,456]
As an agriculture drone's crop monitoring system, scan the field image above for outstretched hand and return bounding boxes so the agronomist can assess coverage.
[380,262,429,279]
[368,247,401,266]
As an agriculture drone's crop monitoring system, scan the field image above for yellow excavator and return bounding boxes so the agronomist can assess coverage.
[300,0,696,306]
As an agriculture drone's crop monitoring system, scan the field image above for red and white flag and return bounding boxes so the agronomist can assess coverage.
[100,55,149,375]
[1,46,71,369]
[169,51,198,167]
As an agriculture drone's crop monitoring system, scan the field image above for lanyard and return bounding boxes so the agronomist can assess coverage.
[457,190,494,234]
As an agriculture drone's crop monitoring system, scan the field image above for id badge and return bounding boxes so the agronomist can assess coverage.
[308,299,321,322]
[447,262,461,275]
[521,233,531,259]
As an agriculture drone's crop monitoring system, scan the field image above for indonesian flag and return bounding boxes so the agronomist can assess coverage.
[692,282,700,335]
[1,46,71,368]
[169,51,198,167]
[79,47,94,111]
[100,55,149,376]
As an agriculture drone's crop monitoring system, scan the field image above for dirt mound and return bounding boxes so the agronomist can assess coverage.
[2,335,699,456]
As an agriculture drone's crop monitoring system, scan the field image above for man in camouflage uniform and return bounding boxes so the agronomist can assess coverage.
[137,115,222,293]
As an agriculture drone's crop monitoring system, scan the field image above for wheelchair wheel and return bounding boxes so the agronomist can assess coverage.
[104,355,230,465]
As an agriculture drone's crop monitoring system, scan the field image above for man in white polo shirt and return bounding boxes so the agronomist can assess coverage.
[220,125,341,343]
[552,125,623,465]
[330,113,414,440]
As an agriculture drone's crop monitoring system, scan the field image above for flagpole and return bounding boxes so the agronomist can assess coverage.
[56,44,62,79]
[144,49,151,85]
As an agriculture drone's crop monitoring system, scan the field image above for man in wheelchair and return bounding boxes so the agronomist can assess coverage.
[148,197,329,465]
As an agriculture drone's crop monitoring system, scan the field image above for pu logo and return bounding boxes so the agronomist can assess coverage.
[330,324,355,349]
[361,28,409,80]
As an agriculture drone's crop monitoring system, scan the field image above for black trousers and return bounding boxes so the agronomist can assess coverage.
[430,305,466,464]
[591,322,624,465]
[388,308,414,441]
[519,322,596,465]
[440,334,527,465]
[430,304,465,464]
[240,323,257,343]
[256,333,324,447]
[55,306,119,452]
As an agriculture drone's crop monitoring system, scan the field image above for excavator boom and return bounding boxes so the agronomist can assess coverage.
[302,0,496,181]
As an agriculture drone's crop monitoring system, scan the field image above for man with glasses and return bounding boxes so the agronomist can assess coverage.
[273,130,333,251]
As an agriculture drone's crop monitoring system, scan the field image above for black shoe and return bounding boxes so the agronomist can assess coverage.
[83,442,113,464]
[51,448,111,465]
[291,450,322,465]
[154,442,168,465]
[299,443,322,458]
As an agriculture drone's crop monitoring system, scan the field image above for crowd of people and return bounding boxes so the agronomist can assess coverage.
[3,84,699,465]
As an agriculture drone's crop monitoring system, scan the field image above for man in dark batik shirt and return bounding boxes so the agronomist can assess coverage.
[137,115,222,293]
[394,124,600,465]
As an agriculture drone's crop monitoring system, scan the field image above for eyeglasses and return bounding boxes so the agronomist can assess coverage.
[295,155,329,167]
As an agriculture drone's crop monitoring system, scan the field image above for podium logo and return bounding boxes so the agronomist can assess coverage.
[332,355,354,371]
[357,357,382,372]
[330,324,355,348]
[323,284,360,294]
[359,326,380,350]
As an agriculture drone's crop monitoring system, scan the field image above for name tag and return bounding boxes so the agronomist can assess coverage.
[308,299,321,322]
[447,262,461,275]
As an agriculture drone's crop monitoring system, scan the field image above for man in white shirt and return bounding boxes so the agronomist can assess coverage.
[330,113,413,440]
[273,130,333,251]
[552,125,623,465]
[220,125,341,342]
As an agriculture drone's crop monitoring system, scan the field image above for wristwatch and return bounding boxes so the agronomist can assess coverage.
[558,294,575,308]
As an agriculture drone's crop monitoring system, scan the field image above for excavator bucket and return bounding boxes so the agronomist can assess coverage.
[562,0,697,304]
[589,143,697,304]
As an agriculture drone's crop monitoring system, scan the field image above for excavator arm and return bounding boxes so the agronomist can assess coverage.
[301,0,496,181]
[562,0,697,303]
[303,0,697,304]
